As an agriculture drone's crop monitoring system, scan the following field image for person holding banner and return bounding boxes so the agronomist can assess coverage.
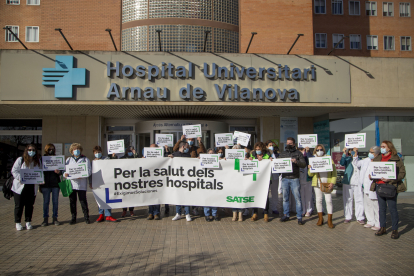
[371,141,406,239]
[308,145,337,228]
[11,144,42,231]
[173,135,206,158]
[119,147,139,217]
[41,144,62,227]
[63,143,92,225]
[90,146,117,223]
[143,144,161,221]
[340,147,365,224]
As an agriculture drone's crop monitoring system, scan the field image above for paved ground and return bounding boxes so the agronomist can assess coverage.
[0,190,413,276]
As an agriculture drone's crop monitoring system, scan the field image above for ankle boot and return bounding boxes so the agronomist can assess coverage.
[375,227,387,236]
[327,214,335,229]
[70,216,76,225]
[232,212,237,221]
[264,214,269,222]
[41,217,48,227]
[53,217,60,226]
[316,212,324,226]
[238,212,243,222]
[251,213,258,221]
[96,214,105,222]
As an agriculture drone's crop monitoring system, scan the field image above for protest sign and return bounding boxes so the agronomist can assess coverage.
[345,133,366,148]
[143,147,164,158]
[66,163,89,179]
[368,162,397,180]
[20,169,44,184]
[155,134,174,147]
[91,158,271,209]
[233,131,251,147]
[271,158,293,173]
[42,155,65,171]
[239,160,260,174]
[182,124,202,138]
[107,140,125,154]
[297,134,318,148]
[199,154,220,168]
[215,133,234,147]
[309,157,333,173]
[225,149,245,160]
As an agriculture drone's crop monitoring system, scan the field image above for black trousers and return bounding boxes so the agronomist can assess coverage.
[14,185,36,223]
[123,207,134,211]
[69,190,89,219]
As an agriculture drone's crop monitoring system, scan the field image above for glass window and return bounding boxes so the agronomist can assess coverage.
[25,26,39,42]
[27,0,39,4]
[366,1,377,15]
[399,3,410,17]
[378,116,414,156]
[401,36,411,51]
[367,35,378,50]
[6,0,19,4]
[384,35,394,50]
[350,34,361,49]
[333,34,344,49]
[349,1,360,15]
[332,0,343,14]
[5,26,19,42]
[383,2,393,16]
[0,119,42,130]
[315,0,326,14]
[106,126,134,131]
[315,33,327,48]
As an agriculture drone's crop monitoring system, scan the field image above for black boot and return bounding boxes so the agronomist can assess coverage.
[53,217,60,226]
[70,214,77,225]
[391,230,399,239]
[41,217,48,227]
[375,227,387,236]
[85,216,90,224]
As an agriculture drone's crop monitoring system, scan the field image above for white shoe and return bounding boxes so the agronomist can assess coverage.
[192,208,199,216]
[26,222,33,230]
[364,224,373,228]
[172,213,181,221]
[186,214,192,221]
[16,223,23,231]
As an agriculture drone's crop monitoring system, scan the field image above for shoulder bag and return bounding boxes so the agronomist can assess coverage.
[376,183,397,198]
[318,173,333,194]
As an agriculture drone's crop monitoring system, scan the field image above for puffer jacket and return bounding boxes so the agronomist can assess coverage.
[278,147,306,179]
[370,154,406,193]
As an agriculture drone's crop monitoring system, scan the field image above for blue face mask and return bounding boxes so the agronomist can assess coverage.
[256,150,262,155]
[381,148,387,154]
[128,152,133,156]
[351,151,355,156]
[268,146,273,151]
[368,153,375,159]
[183,148,189,153]
[73,150,80,157]
[188,140,194,146]
[28,151,36,157]
[95,153,102,159]
[219,153,223,158]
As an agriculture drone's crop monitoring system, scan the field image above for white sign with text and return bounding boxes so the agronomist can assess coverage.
[155,134,174,147]
[233,131,251,147]
[42,155,65,171]
[107,140,125,154]
[368,162,397,180]
[345,133,366,148]
[66,163,89,179]
[272,158,293,173]
[297,134,318,148]
[143,147,164,158]
[215,133,234,147]
[309,157,333,173]
[199,154,220,168]
[239,160,260,174]
[20,169,44,184]
[182,124,202,138]
[225,149,246,160]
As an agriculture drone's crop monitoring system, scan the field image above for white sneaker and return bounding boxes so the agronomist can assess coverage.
[172,213,181,221]
[16,223,23,231]
[192,208,199,216]
[186,214,192,221]
[26,222,33,230]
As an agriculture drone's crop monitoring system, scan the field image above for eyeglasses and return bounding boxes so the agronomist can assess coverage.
[316,149,324,152]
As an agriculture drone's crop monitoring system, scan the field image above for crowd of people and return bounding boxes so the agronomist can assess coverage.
[10,136,406,239]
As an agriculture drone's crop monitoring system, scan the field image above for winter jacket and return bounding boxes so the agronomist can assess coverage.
[340,154,361,185]
[173,140,206,158]
[63,155,91,191]
[308,155,337,187]
[42,154,62,189]
[370,154,406,193]
[11,157,40,196]
[277,147,306,179]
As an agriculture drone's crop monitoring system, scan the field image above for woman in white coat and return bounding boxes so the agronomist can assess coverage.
[63,143,91,225]
[11,144,42,231]
[354,146,381,230]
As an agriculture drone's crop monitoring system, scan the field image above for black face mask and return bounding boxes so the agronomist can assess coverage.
[285,145,295,150]
[48,150,55,155]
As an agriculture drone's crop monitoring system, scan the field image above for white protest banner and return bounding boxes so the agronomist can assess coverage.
[20,169,44,184]
[271,158,293,173]
[215,133,234,147]
[225,149,245,160]
[143,147,164,158]
[155,134,174,147]
[345,133,366,148]
[297,134,318,148]
[66,163,89,179]
[199,154,220,168]
[51,143,63,155]
[309,157,333,173]
[239,160,260,174]
[91,158,271,209]
[107,140,125,154]
[368,162,397,180]
[233,131,251,147]
[182,124,202,138]
[42,155,65,171]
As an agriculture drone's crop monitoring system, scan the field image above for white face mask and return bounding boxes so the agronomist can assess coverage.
[316,151,324,157]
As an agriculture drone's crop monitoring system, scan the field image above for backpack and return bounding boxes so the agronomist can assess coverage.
[3,175,14,200]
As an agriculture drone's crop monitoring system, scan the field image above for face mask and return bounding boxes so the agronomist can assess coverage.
[128,152,133,156]
[368,153,375,159]
[183,148,189,153]
[256,150,262,155]
[28,151,36,157]
[95,153,102,159]
[48,150,55,155]
[285,145,294,150]
[188,141,194,146]
[73,150,80,156]
[351,151,355,156]
[316,151,324,157]
[268,146,273,151]
[218,153,223,158]
[381,148,388,154]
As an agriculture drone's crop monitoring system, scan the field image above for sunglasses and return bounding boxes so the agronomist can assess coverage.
[316,149,324,152]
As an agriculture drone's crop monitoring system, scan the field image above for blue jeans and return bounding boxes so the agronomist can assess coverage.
[175,205,190,215]
[232,208,242,212]
[377,190,399,230]
[204,207,218,216]
[98,208,112,217]
[149,205,160,215]
[281,178,303,219]
[41,187,59,218]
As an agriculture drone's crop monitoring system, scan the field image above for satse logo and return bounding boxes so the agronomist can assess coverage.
[42,55,86,98]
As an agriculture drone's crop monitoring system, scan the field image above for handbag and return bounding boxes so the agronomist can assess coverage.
[376,183,397,198]
[318,173,333,194]
[3,175,14,200]
[58,179,73,197]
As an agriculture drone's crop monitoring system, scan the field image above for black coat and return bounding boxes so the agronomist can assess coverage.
[278,147,307,179]
[43,168,61,189]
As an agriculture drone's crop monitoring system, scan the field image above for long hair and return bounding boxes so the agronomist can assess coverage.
[23,144,40,167]
[381,140,398,155]
[44,143,55,156]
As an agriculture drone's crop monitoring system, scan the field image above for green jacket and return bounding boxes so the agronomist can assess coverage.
[308,155,337,187]
[370,154,406,193]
